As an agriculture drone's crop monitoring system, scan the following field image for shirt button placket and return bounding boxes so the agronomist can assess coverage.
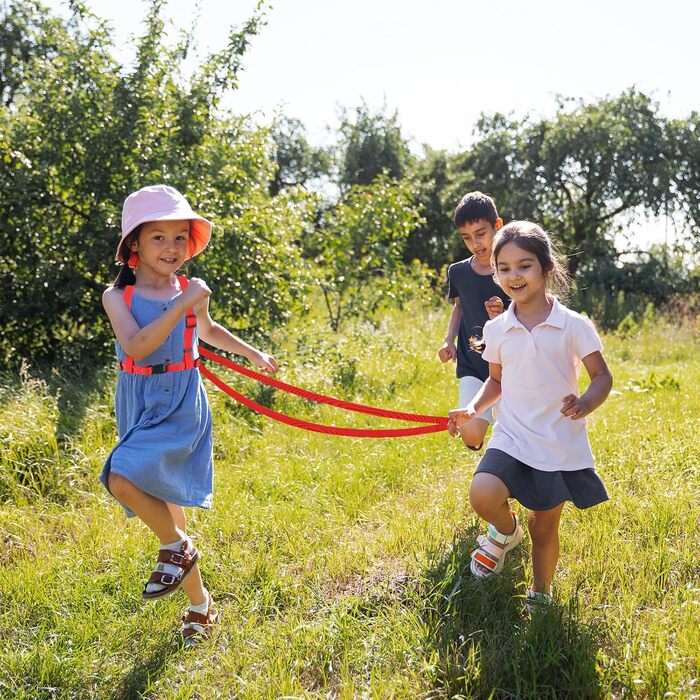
[528,336,537,358]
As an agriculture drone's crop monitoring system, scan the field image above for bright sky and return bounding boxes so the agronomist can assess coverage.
[49,0,700,150]
[46,0,700,245]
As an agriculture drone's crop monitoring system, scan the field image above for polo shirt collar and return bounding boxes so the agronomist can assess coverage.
[544,296,566,328]
[503,295,566,331]
[502,302,522,331]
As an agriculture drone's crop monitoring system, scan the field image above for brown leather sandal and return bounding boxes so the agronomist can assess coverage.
[142,540,200,600]
[180,592,217,649]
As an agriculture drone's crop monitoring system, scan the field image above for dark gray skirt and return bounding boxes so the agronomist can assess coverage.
[475,448,609,511]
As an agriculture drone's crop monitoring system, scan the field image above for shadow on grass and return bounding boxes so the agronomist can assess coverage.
[49,361,114,442]
[0,358,115,503]
[422,531,604,699]
[108,637,183,700]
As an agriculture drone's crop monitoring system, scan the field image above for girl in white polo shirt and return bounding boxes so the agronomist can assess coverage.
[447,221,613,612]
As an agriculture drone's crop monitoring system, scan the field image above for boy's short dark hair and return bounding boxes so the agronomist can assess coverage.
[453,191,499,228]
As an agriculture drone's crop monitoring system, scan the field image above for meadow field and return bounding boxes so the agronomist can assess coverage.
[0,304,698,699]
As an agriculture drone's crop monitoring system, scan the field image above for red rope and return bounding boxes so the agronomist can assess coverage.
[198,346,446,424]
[197,346,448,438]
[200,365,446,438]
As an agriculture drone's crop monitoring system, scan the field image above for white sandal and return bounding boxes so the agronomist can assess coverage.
[524,589,552,615]
[470,512,524,579]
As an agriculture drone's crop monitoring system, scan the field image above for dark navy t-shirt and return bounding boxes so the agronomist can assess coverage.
[447,257,510,381]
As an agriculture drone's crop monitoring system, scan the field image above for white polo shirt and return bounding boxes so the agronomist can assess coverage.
[482,297,603,472]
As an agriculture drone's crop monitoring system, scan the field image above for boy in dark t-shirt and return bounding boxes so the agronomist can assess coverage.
[439,192,510,449]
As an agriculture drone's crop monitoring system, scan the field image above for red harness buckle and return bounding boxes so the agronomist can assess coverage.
[120,276,199,376]
[119,358,201,375]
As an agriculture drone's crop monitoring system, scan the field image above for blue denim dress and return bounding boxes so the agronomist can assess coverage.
[100,290,213,517]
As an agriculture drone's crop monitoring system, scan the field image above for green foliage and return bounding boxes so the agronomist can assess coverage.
[0,0,66,108]
[0,366,61,501]
[309,175,424,330]
[575,245,700,329]
[0,0,314,365]
[455,90,674,276]
[616,311,639,338]
[268,116,331,195]
[668,111,700,245]
[624,371,681,393]
[403,147,456,269]
[337,101,413,191]
[438,90,699,286]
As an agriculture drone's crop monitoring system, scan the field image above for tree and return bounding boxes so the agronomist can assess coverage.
[310,176,423,331]
[454,90,675,277]
[403,147,455,269]
[668,112,700,249]
[0,0,315,366]
[336,101,413,191]
[268,116,330,195]
[0,0,65,107]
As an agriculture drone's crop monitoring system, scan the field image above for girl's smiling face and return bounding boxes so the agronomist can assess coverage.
[132,219,190,274]
[495,241,548,304]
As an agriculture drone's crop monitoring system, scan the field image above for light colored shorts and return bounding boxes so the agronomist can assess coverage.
[458,375,496,425]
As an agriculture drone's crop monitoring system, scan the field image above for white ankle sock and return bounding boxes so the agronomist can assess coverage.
[160,538,186,551]
[189,591,210,615]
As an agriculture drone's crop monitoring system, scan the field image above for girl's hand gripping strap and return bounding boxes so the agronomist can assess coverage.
[119,277,198,373]
[177,276,198,368]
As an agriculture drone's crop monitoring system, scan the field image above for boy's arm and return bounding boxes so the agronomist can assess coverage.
[438,298,461,362]
[561,351,612,420]
[195,296,278,374]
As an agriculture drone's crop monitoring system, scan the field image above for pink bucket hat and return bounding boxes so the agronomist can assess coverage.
[117,184,212,263]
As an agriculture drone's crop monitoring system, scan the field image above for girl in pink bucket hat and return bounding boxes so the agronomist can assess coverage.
[101,184,279,648]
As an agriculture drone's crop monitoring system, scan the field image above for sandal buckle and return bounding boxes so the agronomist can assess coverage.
[159,573,178,586]
[169,552,187,566]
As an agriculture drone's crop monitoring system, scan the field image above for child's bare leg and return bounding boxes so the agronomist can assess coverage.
[527,504,565,595]
[108,473,184,543]
[167,503,206,606]
[469,472,515,536]
[166,501,188,536]
[459,417,489,449]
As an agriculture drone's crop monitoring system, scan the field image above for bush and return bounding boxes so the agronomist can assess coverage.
[0,1,314,366]
[309,175,424,331]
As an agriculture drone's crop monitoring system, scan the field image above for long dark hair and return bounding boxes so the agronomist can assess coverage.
[469,221,571,354]
[112,225,142,288]
[492,221,571,297]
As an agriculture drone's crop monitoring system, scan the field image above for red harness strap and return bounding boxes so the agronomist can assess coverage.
[119,275,199,375]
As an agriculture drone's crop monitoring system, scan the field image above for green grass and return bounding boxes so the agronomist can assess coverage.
[1,305,698,698]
